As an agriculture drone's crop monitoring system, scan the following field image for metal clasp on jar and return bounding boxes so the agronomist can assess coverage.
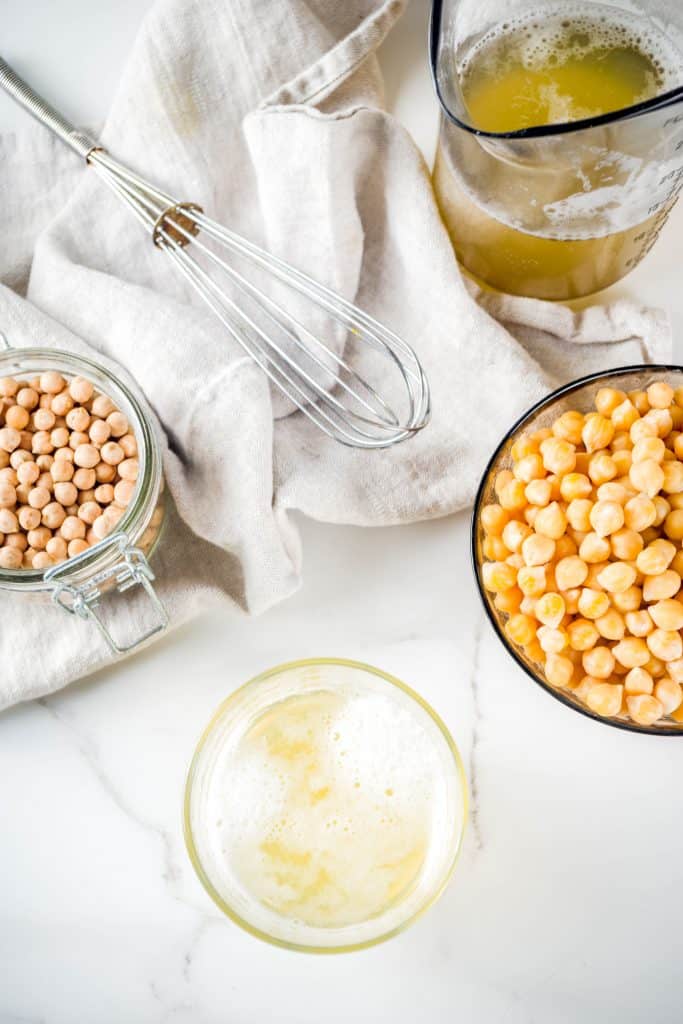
[44,532,169,654]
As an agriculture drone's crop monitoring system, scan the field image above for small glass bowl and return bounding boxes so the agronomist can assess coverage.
[184,658,468,952]
[472,365,683,736]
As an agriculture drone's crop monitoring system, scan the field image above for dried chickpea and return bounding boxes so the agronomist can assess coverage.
[16,387,38,411]
[39,371,65,395]
[0,545,23,568]
[6,405,30,430]
[17,506,40,531]
[91,394,116,419]
[53,481,78,507]
[50,427,69,449]
[78,501,102,525]
[74,443,100,469]
[51,391,73,417]
[50,459,74,483]
[41,502,66,530]
[46,535,67,561]
[89,419,111,446]
[60,516,86,542]
[119,433,137,458]
[69,376,94,404]
[69,431,89,450]
[68,538,89,558]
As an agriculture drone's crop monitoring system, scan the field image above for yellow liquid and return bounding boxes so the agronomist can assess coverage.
[434,8,682,299]
[219,690,441,929]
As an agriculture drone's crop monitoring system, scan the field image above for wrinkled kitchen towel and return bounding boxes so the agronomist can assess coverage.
[0,0,671,710]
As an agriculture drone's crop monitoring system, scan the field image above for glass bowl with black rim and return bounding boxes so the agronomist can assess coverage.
[472,364,683,735]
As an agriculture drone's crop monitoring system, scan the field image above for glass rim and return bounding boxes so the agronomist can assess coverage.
[0,345,161,589]
[429,0,683,141]
[183,656,469,953]
[471,363,683,736]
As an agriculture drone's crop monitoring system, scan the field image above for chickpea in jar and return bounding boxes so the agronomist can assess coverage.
[0,372,140,571]
[479,380,683,728]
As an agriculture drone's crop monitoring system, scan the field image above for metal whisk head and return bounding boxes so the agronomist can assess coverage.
[0,58,430,449]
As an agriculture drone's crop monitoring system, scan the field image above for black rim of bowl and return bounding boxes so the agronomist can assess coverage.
[471,363,683,736]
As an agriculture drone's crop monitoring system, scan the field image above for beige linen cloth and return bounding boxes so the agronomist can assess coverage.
[0,0,671,710]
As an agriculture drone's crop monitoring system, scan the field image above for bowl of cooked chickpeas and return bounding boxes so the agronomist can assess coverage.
[472,366,683,734]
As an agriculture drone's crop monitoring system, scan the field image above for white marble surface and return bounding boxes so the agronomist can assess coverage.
[2,2,683,1022]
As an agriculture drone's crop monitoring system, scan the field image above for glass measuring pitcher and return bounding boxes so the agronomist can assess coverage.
[430,0,683,300]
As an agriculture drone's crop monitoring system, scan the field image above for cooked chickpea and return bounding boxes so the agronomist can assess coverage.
[533,502,567,540]
[505,613,537,647]
[624,610,653,637]
[586,682,623,717]
[481,504,508,536]
[582,645,615,680]
[517,565,546,597]
[521,534,555,567]
[555,555,588,591]
[589,499,624,538]
[613,637,650,668]
[582,413,614,453]
[540,437,576,475]
[647,629,683,663]
[661,460,683,494]
[514,453,544,483]
[566,618,599,651]
[626,694,663,725]
[535,592,565,628]
[642,570,681,602]
[595,608,625,640]
[545,653,575,688]
[502,519,532,553]
[655,677,683,714]
[577,588,610,620]
[579,533,611,564]
[483,561,518,593]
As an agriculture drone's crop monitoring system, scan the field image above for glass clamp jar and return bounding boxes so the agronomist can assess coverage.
[0,331,168,654]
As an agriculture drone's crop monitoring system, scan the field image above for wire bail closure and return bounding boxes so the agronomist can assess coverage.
[45,532,169,654]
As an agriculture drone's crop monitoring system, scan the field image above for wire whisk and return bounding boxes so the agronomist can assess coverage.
[0,58,430,448]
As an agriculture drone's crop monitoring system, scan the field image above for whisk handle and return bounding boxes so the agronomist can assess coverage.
[0,57,98,158]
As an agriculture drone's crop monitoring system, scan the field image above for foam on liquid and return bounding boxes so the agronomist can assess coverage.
[205,688,448,929]
[459,3,683,131]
